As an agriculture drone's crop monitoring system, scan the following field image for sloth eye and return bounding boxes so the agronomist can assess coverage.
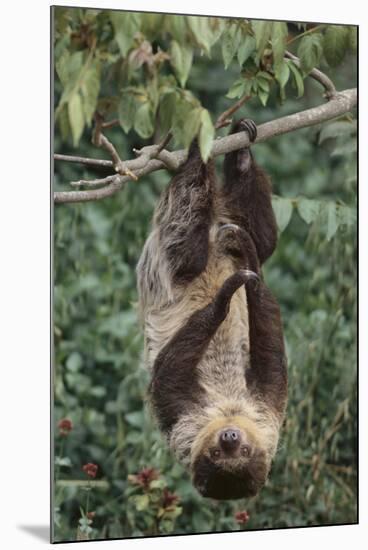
[210,449,221,459]
[241,445,251,457]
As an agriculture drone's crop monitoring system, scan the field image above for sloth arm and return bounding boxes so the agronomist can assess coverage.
[150,270,256,434]
[158,142,215,284]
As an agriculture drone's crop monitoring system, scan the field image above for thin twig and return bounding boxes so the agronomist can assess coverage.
[285,51,337,99]
[92,113,139,181]
[101,118,119,130]
[70,174,119,187]
[54,88,357,204]
[215,95,251,129]
[156,131,173,155]
[130,132,176,171]
[54,154,113,169]
[286,24,326,46]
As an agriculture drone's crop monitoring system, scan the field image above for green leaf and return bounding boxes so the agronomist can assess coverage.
[171,96,196,144]
[258,88,269,106]
[325,202,338,240]
[252,20,273,59]
[338,205,356,228]
[160,519,174,533]
[159,91,177,134]
[297,198,321,224]
[331,139,357,157]
[287,60,304,97]
[208,18,226,45]
[323,25,349,67]
[162,506,182,520]
[55,456,72,468]
[271,22,288,69]
[237,35,256,66]
[65,51,84,85]
[118,93,137,133]
[226,78,246,99]
[147,78,160,113]
[133,494,149,511]
[199,109,215,162]
[149,479,166,490]
[275,60,290,89]
[90,386,107,398]
[134,102,154,138]
[257,75,270,92]
[297,33,323,73]
[58,104,71,142]
[80,61,100,126]
[78,515,93,534]
[170,41,193,87]
[318,120,356,144]
[181,107,202,148]
[55,50,71,87]
[169,15,187,43]
[348,26,357,52]
[79,517,92,528]
[110,11,141,57]
[125,410,144,428]
[141,13,165,39]
[187,16,215,55]
[55,51,85,116]
[66,351,83,372]
[222,25,242,69]
[68,92,84,146]
[272,196,293,232]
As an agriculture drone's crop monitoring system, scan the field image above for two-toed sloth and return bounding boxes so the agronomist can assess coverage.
[137,119,287,500]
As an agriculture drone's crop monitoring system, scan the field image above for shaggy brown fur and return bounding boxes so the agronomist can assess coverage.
[136,119,287,500]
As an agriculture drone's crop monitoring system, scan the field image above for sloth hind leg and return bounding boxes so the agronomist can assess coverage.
[216,223,260,274]
[222,118,278,265]
[245,280,288,418]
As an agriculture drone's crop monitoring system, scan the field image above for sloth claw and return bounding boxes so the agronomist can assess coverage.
[239,269,260,289]
[236,118,257,143]
[239,268,259,281]
[217,223,240,234]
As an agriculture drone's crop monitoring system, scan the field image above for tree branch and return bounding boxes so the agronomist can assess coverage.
[284,51,337,99]
[54,88,357,204]
[92,112,138,181]
[54,154,114,169]
[70,174,118,187]
[215,95,251,129]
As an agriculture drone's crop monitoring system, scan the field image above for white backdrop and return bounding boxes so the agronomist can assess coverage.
[0,0,364,548]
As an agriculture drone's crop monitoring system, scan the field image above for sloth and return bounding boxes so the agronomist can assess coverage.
[136,119,287,500]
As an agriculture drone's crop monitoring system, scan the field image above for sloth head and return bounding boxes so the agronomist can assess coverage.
[190,416,269,500]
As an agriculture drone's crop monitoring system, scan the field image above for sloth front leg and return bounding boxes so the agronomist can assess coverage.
[157,141,215,284]
[150,269,258,434]
[245,281,288,419]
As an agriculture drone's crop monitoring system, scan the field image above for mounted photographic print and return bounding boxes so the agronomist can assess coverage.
[52,5,358,543]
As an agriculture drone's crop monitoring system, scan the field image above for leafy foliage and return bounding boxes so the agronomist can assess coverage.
[53,9,357,157]
[53,8,357,543]
[297,33,324,74]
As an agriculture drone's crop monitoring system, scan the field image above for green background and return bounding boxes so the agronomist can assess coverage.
[53,9,357,542]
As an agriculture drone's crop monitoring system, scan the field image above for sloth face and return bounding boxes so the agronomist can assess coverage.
[191,421,269,500]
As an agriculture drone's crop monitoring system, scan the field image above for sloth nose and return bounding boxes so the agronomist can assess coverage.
[219,428,241,452]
